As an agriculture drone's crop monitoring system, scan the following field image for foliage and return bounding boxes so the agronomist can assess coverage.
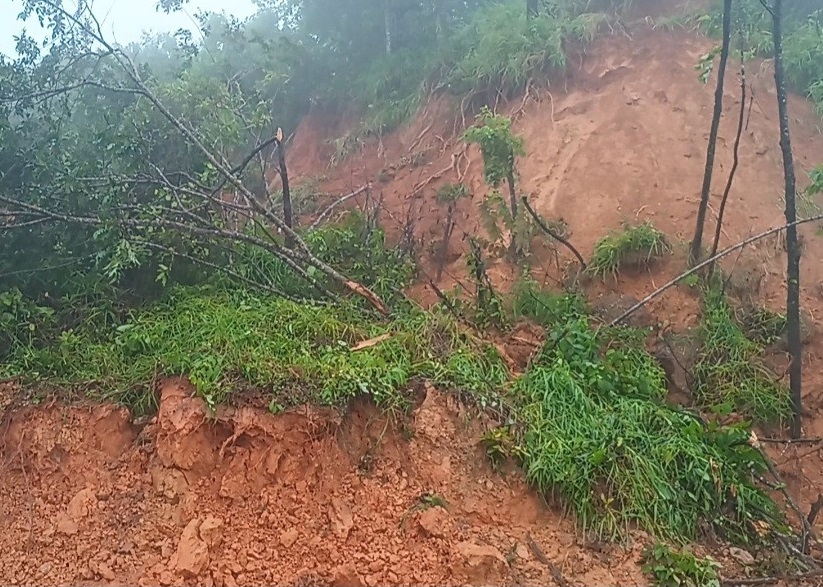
[1,285,510,416]
[463,107,525,188]
[480,425,526,470]
[436,182,470,204]
[701,1,823,114]
[587,222,671,279]
[514,292,781,542]
[693,289,792,423]
[641,543,721,587]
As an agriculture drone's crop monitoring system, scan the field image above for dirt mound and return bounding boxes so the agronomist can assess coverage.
[0,378,647,586]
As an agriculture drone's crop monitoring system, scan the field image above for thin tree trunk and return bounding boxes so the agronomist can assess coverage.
[527,0,539,20]
[274,138,294,248]
[690,0,733,265]
[709,57,746,274]
[384,0,393,55]
[435,0,446,41]
[771,0,803,438]
[506,170,518,257]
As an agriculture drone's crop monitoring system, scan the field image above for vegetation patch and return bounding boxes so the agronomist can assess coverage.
[588,221,671,279]
[642,543,721,587]
[693,289,791,423]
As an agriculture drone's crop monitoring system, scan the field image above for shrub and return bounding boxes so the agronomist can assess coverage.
[588,222,671,278]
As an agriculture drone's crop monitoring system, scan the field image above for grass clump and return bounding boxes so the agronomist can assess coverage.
[693,289,791,423]
[511,289,780,542]
[642,543,721,587]
[588,221,671,279]
[2,289,510,417]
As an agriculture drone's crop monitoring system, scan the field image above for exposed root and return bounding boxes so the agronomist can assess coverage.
[407,119,434,154]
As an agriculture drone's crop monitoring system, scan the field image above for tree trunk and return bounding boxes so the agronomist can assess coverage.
[435,0,446,41]
[527,0,539,20]
[771,0,803,438]
[506,170,518,258]
[690,0,732,265]
[275,138,294,249]
[384,0,393,55]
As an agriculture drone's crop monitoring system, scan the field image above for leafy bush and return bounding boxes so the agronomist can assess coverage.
[515,303,781,542]
[588,222,671,278]
[693,289,791,423]
[642,543,721,587]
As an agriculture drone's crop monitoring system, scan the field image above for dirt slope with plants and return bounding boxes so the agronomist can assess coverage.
[0,379,650,586]
[4,14,823,587]
[290,24,823,515]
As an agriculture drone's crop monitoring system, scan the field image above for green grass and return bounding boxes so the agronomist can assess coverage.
[642,543,721,587]
[2,268,786,545]
[514,306,780,542]
[693,289,791,424]
[1,288,510,416]
[588,222,671,279]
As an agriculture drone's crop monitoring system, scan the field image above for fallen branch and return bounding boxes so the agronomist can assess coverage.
[521,197,587,268]
[526,533,570,587]
[350,334,392,352]
[721,570,823,586]
[608,213,823,327]
[309,184,371,230]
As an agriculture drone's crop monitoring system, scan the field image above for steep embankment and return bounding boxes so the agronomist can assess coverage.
[289,27,823,514]
[0,379,647,586]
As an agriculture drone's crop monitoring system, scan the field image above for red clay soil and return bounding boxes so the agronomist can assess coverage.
[0,379,648,586]
[289,25,823,516]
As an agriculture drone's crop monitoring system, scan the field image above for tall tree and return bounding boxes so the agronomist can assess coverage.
[690,0,732,265]
[768,0,803,437]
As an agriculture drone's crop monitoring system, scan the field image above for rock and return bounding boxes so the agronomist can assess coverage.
[729,547,755,566]
[199,517,223,549]
[280,528,299,548]
[174,519,210,578]
[38,562,53,575]
[417,507,450,539]
[159,570,175,586]
[453,541,508,584]
[329,497,354,539]
[97,563,116,581]
[331,564,363,587]
[67,487,98,520]
[55,512,79,535]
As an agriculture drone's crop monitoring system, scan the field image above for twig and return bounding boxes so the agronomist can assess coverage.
[807,493,823,528]
[521,197,587,268]
[309,184,371,230]
[608,213,823,327]
[761,437,823,445]
[721,570,823,586]
[526,533,570,587]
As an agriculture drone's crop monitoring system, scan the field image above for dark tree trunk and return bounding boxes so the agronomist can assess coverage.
[384,0,393,55]
[275,138,294,248]
[527,0,539,20]
[709,57,747,274]
[506,170,518,257]
[690,0,732,265]
[771,0,803,437]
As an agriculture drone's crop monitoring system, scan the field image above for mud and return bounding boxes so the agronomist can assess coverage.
[0,379,647,586]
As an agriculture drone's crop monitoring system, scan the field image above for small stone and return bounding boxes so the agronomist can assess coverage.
[199,517,223,549]
[98,563,116,581]
[729,547,755,566]
[159,570,175,586]
[331,564,363,587]
[417,507,450,539]
[280,528,299,548]
[38,562,53,575]
[174,519,210,577]
[67,487,98,521]
[56,512,79,535]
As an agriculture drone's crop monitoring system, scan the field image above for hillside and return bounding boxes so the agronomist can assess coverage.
[292,24,823,514]
[4,5,823,587]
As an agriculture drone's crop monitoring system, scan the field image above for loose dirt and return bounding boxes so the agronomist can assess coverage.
[0,379,647,586]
